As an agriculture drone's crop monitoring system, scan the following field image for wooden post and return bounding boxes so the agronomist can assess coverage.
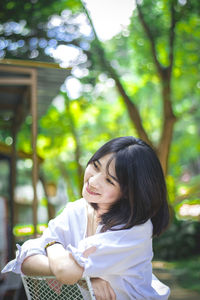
[8,127,17,259]
[31,69,38,238]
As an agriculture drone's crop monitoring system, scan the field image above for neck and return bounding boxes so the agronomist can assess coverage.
[87,203,99,236]
[96,203,110,218]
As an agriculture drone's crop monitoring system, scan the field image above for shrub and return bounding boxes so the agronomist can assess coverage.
[153,217,200,260]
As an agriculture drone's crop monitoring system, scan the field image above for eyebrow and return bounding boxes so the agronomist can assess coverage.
[96,159,119,183]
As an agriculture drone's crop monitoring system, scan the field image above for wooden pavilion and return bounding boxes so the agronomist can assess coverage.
[0,59,70,260]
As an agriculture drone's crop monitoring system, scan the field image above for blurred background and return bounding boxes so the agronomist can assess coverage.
[0,0,199,299]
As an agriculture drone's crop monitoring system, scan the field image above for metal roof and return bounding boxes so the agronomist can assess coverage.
[0,59,71,132]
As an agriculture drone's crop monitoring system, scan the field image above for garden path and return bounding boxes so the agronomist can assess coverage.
[153,261,200,300]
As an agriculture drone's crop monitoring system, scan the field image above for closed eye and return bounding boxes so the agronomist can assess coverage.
[93,161,99,169]
[106,178,114,185]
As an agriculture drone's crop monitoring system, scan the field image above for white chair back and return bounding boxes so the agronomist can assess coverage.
[22,275,96,300]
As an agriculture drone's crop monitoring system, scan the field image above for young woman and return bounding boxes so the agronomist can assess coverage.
[2,136,170,299]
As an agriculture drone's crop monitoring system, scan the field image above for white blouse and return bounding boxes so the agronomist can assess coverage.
[2,198,170,300]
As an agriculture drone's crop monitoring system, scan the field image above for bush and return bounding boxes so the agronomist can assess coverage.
[153,217,200,260]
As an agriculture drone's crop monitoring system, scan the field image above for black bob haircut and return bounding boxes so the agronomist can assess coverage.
[87,136,170,237]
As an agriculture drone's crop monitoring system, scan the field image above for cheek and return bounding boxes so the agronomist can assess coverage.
[83,166,91,183]
[106,187,121,201]
[82,169,90,196]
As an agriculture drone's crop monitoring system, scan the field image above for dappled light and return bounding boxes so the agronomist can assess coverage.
[0,0,200,299]
[179,204,200,217]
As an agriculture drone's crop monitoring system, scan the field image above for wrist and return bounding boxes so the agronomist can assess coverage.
[46,243,66,276]
[44,241,61,254]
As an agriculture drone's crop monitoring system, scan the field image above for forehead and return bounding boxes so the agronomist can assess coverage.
[98,153,116,174]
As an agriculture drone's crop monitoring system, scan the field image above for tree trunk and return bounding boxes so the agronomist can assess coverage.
[82,0,178,175]
[57,161,78,200]
[39,172,55,221]
[65,98,84,196]
[157,75,177,174]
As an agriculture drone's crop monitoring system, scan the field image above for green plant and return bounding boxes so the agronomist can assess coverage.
[153,217,200,260]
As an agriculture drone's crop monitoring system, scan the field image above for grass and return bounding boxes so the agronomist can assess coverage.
[153,256,200,293]
[171,256,200,293]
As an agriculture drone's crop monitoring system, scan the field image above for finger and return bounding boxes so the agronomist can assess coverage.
[93,287,103,300]
[105,281,116,300]
[109,285,116,300]
[99,281,114,300]
[91,279,108,300]
[102,284,111,300]
[91,277,115,300]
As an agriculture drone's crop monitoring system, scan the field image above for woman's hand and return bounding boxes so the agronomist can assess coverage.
[91,278,116,300]
[83,247,116,299]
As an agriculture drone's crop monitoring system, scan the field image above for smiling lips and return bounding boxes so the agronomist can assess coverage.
[86,183,100,195]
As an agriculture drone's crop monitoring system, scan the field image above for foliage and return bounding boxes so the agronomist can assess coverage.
[153,217,200,260]
[0,0,90,61]
[170,256,200,293]
[154,256,200,293]
[35,91,134,199]
[81,0,200,175]
[169,109,200,178]
[0,0,81,23]
[0,0,200,205]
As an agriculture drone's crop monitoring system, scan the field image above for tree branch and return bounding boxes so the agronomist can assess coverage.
[80,0,99,42]
[80,0,153,148]
[136,1,178,174]
[168,2,176,72]
[136,1,163,76]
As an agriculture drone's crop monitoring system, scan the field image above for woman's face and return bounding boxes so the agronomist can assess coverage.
[82,153,121,214]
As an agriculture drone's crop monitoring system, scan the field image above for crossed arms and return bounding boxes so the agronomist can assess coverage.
[21,243,116,300]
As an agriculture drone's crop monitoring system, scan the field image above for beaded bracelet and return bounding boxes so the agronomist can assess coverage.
[44,241,61,252]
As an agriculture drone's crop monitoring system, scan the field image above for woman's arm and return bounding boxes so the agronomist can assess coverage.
[46,243,84,285]
[21,255,53,276]
[22,244,116,299]
[47,244,116,299]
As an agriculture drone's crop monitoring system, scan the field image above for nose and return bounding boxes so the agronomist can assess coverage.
[89,173,102,188]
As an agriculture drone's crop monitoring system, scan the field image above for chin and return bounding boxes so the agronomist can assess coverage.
[84,194,95,203]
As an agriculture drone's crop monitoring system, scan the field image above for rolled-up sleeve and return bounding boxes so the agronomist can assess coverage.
[2,202,76,274]
[1,238,45,274]
[67,222,153,278]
